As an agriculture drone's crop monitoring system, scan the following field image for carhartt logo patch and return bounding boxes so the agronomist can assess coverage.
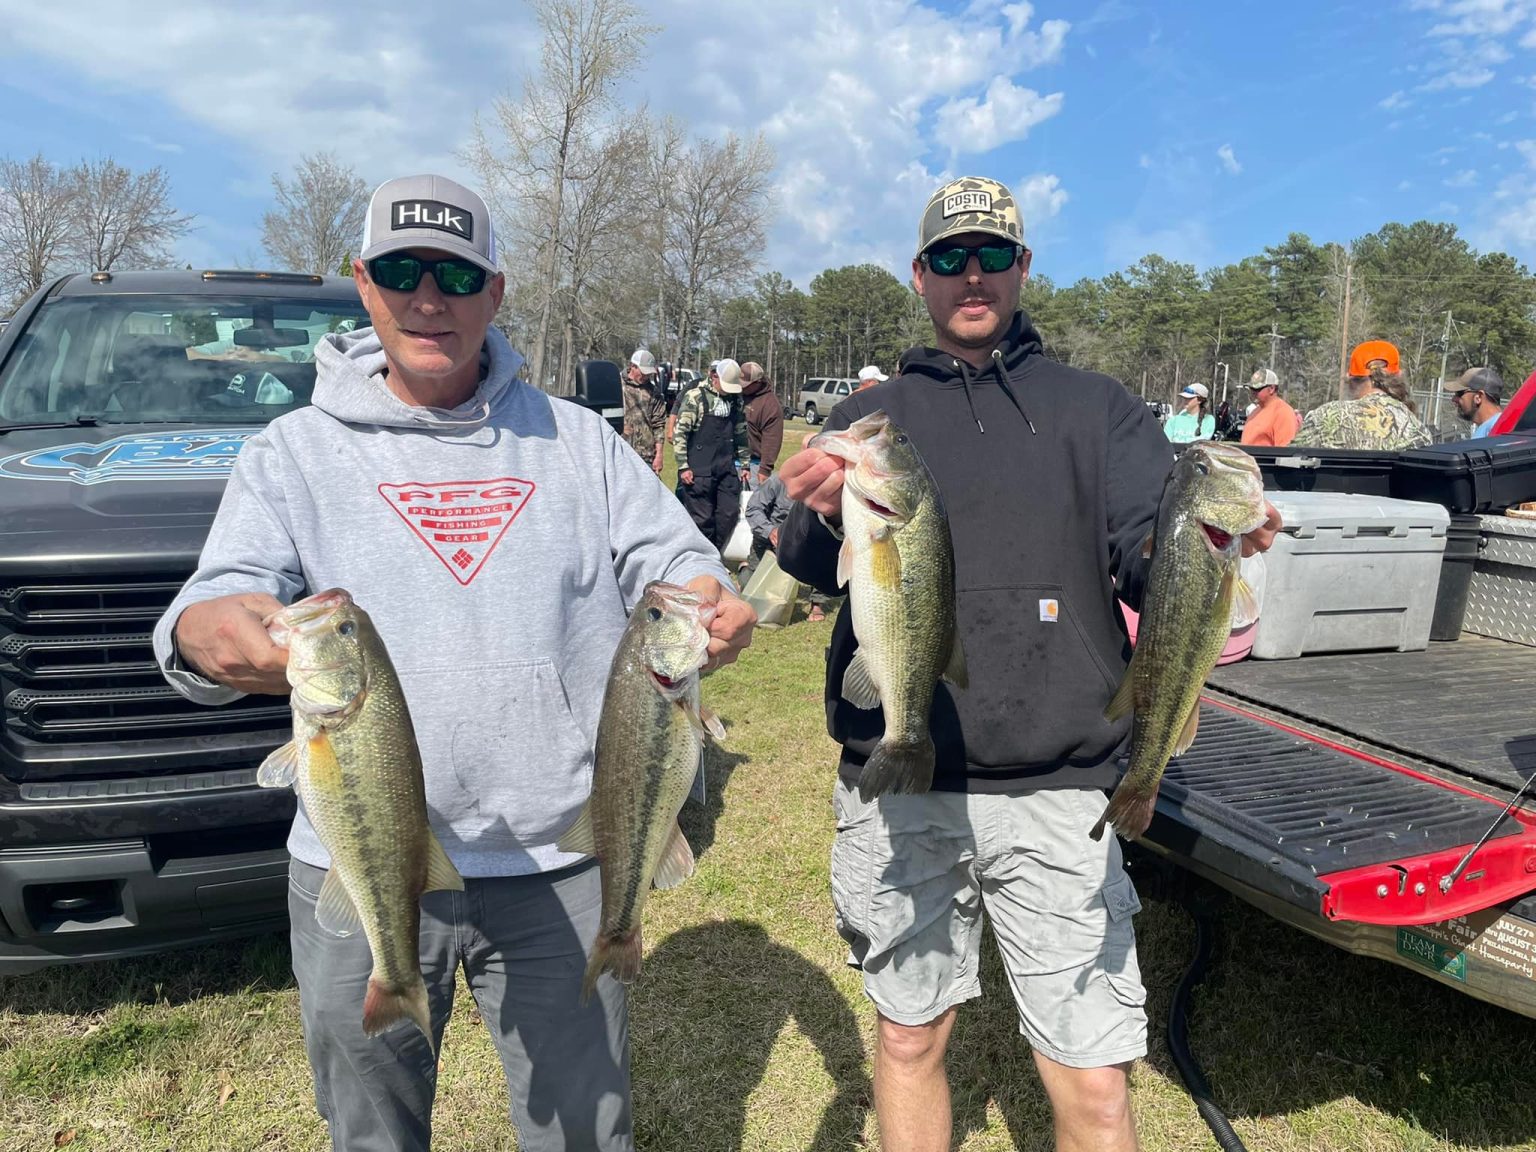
[378,478,534,585]
[1039,598,1059,622]
[943,190,993,217]
[391,199,473,241]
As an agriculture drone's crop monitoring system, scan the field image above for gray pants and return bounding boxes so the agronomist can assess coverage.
[288,857,633,1151]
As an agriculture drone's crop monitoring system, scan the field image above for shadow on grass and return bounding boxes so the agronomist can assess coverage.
[679,744,750,862]
[0,929,294,1017]
[1137,869,1536,1149]
[631,919,870,1151]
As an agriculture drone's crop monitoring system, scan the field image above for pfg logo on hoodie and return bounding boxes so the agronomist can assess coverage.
[378,477,536,585]
[0,429,259,485]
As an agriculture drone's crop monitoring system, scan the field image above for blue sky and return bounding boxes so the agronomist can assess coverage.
[1,0,1533,291]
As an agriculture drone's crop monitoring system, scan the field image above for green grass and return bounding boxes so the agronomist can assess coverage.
[3,428,1535,1149]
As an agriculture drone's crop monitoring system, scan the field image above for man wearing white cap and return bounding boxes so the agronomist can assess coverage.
[155,173,754,1152]
[674,356,749,549]
[1163,382,1214,443]
[621,348,667,473]
[857,364,889,391]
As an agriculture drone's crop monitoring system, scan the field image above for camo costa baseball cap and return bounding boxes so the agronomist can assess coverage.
[917,176,1023,256]
[360,174,498,273]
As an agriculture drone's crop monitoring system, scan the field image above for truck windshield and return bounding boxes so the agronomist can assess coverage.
[0,294,371,427]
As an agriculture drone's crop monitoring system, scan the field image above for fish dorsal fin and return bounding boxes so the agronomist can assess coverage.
[942,634,968,690]
[1104,667,1137,723]
[315,868,361,938]
[652,822,696,890]
[841,650,882,710]
[256,740,299,789]
[1173,704,1201,757]
[556,804,597,856]
[836,535,854,589]
[1229,574,1261,630]
[423,830,465,893]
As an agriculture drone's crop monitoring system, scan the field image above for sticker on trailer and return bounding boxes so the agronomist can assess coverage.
[0,428,261,485]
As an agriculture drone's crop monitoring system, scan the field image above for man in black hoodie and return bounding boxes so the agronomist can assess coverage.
[778,177,1278,1152]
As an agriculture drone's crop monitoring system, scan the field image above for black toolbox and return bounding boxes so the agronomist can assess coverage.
[1390,436,1536,514]
[1239,445,1396,495]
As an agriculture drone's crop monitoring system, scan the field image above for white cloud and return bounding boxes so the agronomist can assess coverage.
[933,77,1065,155]
[0,0,1077,286]
[1406,1,1533,88]
[1216,144,1242,175]
[125,133,183,154]
[1379,90,1412,110]
[1015,173,1068,233]
[1422,66,1496,90]
[1445,168,1479,186]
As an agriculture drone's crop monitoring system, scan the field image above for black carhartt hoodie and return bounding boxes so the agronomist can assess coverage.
[777,310,1174,793]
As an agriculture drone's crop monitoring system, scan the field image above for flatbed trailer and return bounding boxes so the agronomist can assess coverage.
[1138,635,1536,1019]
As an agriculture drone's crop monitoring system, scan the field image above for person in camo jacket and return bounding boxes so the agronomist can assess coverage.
[620,348,668,473]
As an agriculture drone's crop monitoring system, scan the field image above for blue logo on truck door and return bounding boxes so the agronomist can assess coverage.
[0,429,259,485]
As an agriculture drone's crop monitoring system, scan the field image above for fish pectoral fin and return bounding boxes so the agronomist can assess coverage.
[256,740,299,789]
[686,702,728,744]
[1173,705,1201,757]
[840,650,882,710]
[314,869,362,938]
[652,821,696,890]
[423,830,465,893]
[942,634,969,690]
[1230,574,1261,630]
[1104,668,1137,723]
[556,804,597,856]
[1141,530,1156,560]
[836,535,854,589]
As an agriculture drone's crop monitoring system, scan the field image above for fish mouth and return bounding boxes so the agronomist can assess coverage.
[844,472,900,521]
[1200,522,1236,554]
[264,589,353,647]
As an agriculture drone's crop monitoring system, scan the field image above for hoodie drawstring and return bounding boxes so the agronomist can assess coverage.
[955,358,984,433]
[991,348,1036,435]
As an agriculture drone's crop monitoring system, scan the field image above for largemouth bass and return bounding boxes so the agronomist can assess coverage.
[811,410,966,799]
[558,581,722,1002]
[259,588,464,1049]
[1091,442,1268,841]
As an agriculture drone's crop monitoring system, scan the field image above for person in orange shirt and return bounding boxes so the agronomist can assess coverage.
[1239,368,1301,446]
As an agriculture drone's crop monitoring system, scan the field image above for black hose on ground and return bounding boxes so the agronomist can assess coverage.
[1167,901,1250,1152]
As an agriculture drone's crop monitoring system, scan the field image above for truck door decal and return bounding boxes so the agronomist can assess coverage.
[0,429,260,485]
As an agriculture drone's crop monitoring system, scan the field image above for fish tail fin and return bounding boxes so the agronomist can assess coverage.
[857,736,934,801]
[581,927,643,1005]
[363,975,435,1052]
[1092,783,1157,843]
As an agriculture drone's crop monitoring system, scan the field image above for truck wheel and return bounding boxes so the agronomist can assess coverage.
[804,405,819,425]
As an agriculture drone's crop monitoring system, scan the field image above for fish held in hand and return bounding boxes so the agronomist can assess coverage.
[558,581,723,1002]
[1092,442,1267,842]
[259,588,463,1050]
[810,410,966,800]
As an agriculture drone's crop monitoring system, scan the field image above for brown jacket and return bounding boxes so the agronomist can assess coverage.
[742,379,785,474]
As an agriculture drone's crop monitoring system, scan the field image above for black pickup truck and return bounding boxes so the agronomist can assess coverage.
[0,270,371,972]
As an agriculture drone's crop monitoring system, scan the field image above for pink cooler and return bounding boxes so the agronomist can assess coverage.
[1118,601,1255,665]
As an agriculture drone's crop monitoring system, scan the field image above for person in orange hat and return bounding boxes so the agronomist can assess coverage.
[1293,339,1431,450]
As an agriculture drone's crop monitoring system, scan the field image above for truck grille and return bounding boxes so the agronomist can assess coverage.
[0,576,290,744]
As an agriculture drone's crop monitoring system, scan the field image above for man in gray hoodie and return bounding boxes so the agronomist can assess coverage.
[153,174,754,1152]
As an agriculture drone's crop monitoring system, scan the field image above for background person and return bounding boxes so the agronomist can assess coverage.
[1163,383,1214,443]
[1239,368,1300,447]
[154,173,754,1152]
[1449,366,1505,437]
[740,360,785,490]
[674,357,749,551]
[1293,339,1431,450]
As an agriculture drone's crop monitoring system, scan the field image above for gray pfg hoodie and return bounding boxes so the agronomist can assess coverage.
[152,326,730,877]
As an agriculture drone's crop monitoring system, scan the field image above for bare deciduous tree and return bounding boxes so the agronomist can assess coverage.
[467,0,654,391]
[69,158,194,272]
[668,132,774,367]
[261,152,370,275]
[0,154,75,305]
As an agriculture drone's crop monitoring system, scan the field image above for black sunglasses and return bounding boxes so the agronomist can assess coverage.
[921,241,1023,277]
[1451,388,1480,399]
[367,254,488,296]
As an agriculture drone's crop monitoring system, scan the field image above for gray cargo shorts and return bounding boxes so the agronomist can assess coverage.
[830,779,1148,1069]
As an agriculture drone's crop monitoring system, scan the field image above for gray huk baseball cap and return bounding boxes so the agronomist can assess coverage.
[359,174,499,273]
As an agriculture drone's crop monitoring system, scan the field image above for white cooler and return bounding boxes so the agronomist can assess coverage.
[1250,492,1450,660]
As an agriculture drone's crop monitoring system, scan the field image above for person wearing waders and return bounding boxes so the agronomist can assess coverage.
[674,356,750,551]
